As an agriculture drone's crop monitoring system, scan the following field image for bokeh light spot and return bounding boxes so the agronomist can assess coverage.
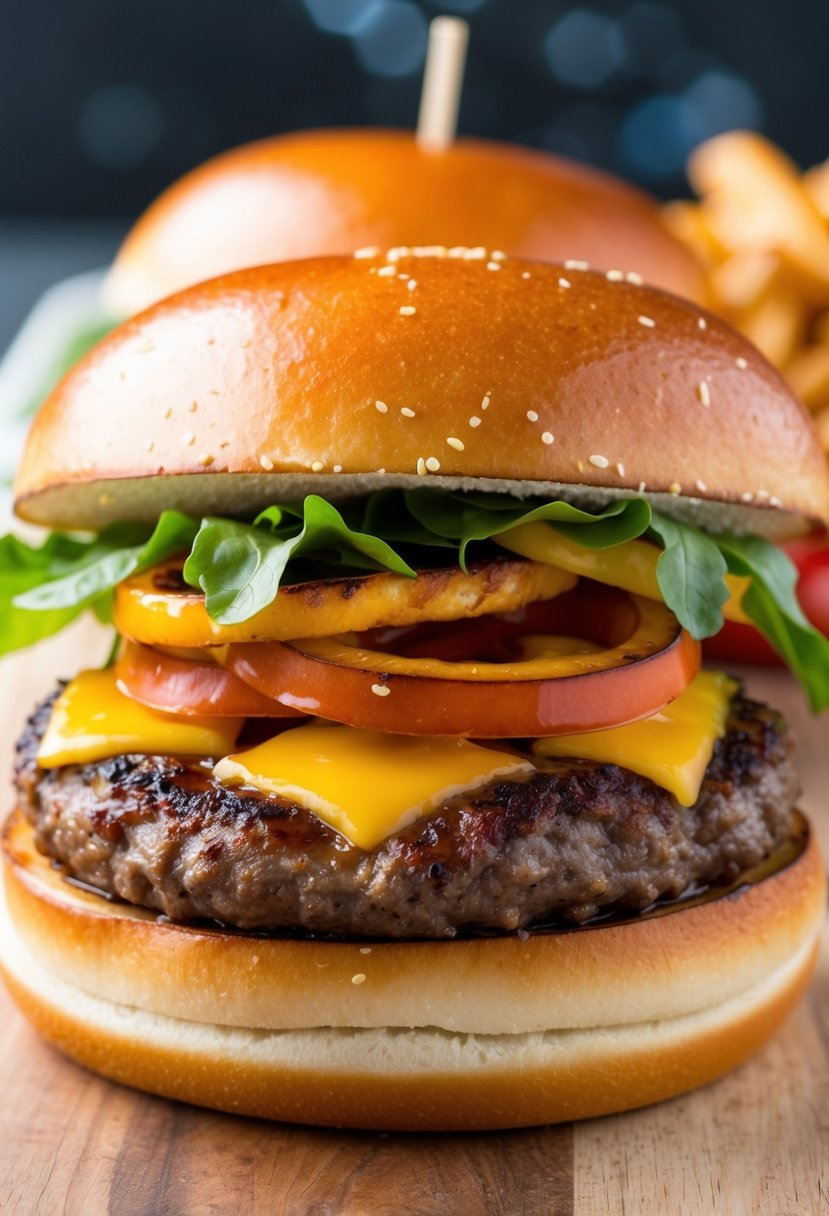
[620,94,701,179]
[683,70,762,138]
[544,10,627,90]
[303,0,382,36]
[351,0,428,77]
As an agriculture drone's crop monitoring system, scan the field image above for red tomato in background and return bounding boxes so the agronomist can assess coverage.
[798,563,829,638]
[704,537,829,666]
[703,619,782,665]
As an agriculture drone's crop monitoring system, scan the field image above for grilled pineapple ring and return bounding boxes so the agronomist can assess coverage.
[114,559,577,646]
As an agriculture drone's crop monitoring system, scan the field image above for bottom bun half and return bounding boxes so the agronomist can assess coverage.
[1,811,825,1131]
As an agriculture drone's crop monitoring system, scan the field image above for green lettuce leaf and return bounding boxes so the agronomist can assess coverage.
[16,511,198,611]
[5,511,198,654]
[361,489,459,549]
[648,513,730,639]
[404,490,653,567]
[0,533,95,655]
[716,534,829,712]
[182,495,416,624]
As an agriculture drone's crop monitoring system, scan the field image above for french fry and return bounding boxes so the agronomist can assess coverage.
[689,132,829,303]
[668,131,829,461]
[660,200,726,269]
[812,311,829,344]
[737,289,805,368]
[782,343,829,411]
[709,249,779,312]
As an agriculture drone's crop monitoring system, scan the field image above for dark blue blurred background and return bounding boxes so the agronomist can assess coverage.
[2,0,828,348]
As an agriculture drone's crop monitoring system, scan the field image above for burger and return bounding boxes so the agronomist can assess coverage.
[7,129,705,433]
[103,128,705,316]
[1,251,827,1131]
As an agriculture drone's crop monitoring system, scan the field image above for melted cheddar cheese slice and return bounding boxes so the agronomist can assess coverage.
[37,667,737,844]
[532,670,738,806]
[497,522,751,624]
[37,669,243,768]
[214,725,534,850]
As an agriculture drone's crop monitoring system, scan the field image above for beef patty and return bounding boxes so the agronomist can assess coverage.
[13,687,797,938]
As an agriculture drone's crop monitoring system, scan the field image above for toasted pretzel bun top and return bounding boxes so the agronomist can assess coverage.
[16,254,829,535]
[104,128,706,316]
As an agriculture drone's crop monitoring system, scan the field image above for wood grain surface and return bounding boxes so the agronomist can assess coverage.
[0,624,827,1215]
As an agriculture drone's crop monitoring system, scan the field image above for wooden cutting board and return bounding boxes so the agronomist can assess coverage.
[0,624,826,1215]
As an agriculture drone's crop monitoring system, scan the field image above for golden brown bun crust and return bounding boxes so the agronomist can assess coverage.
[1,812,824,1130]
[105,129,706,314]
[1,945,816,1131]
[16,256,829,535]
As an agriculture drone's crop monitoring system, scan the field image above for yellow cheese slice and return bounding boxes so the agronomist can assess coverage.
[496,522,751,624]
[532,670,738,806]
[214,725,534,850]
[37,669,244,768]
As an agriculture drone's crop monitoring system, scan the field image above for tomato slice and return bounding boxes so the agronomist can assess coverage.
[225,585,700,737]
[115,641,306,718]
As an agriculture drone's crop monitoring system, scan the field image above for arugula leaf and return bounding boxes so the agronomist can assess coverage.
[715,534,829,712]
[13,523,144,611]
[404,490,653,568]
[648,513,730,639]
[15,511,198,611]
[0,533,94,655]
[362,489,459,549]
[183,495,416,624]
[258,498,415,578]
[3,511,198,654]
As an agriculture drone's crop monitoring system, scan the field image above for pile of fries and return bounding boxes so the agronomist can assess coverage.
[664,131,829,457]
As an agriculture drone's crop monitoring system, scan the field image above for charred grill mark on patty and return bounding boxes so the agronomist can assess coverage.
[13,686,797,938]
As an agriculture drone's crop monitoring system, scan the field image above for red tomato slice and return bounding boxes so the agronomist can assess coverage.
[115,641,306,718]
[225,585,700,737]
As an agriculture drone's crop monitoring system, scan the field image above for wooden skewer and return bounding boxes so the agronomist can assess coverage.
[416,16,470,151]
